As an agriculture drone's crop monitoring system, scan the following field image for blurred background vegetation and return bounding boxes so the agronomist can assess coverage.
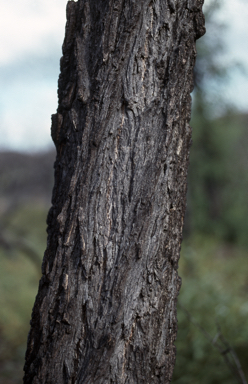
[174,2,248,383]
[0,1,247,383]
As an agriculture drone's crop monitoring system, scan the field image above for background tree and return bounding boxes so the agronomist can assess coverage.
[185,0,248,247]
[23,0,205,383]
[173,1,248,382]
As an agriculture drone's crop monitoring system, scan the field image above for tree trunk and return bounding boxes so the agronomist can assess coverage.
[24,1,205,383]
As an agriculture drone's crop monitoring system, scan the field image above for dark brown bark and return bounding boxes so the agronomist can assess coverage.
[24,1,205,383]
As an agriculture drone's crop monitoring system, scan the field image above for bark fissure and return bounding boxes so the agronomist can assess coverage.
[24,0,205,383]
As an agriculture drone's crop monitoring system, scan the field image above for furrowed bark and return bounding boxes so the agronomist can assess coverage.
[24,1,205,383]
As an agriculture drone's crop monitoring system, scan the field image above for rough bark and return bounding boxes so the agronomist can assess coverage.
[24,1,205,383]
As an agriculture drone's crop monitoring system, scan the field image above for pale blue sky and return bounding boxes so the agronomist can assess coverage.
[0,0,247,152]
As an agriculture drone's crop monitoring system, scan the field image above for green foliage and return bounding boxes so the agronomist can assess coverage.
[0,249,37,346]
[185,0,248,248]
[173,236,248,383]
[4,204,48,256]
[187,111,248,248]
[0,204,45,383]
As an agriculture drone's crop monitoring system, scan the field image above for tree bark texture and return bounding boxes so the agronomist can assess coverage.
[24,1,205,383]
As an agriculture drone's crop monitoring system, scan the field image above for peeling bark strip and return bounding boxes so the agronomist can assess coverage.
[24,1,205,383]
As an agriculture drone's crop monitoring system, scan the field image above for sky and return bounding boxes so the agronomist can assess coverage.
[0,0,247,153]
